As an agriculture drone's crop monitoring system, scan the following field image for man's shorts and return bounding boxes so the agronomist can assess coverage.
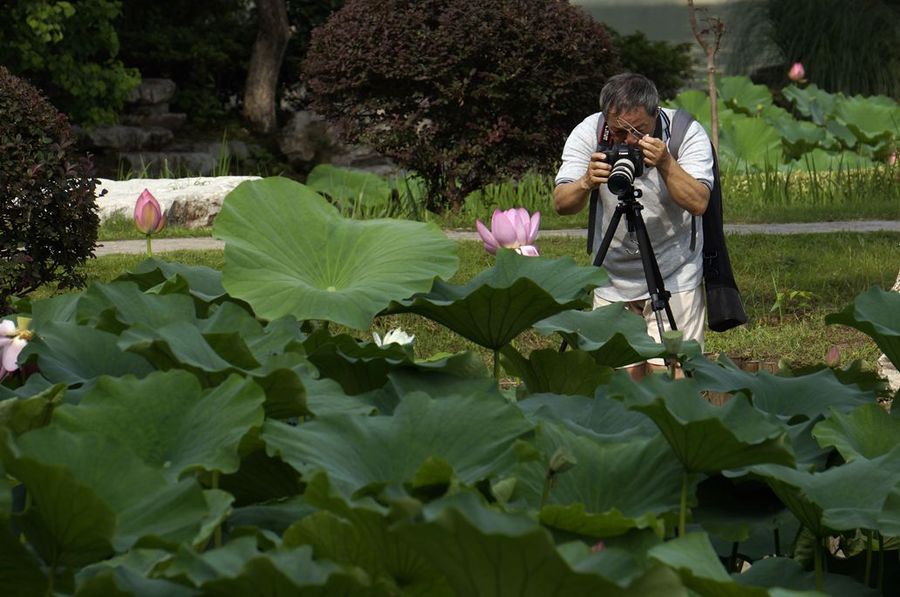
[593,285,706,366]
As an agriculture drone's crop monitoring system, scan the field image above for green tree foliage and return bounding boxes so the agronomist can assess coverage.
[117,0,255,124]
[608,29,694,100]
[303,0,619,212]
[0,67,99,314]
[0,0,140,126]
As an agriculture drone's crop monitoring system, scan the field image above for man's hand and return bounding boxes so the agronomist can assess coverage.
[583,152,612,188]
[638,136,672,169]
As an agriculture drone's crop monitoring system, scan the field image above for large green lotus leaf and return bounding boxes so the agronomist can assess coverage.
[76,567,199,597]
[396,492,687,596]
[285,472,450,596]
[261,391,533,497]
[649,532,771,597]
[218,448,303,507]
[720,115,784,170]
[791,148,875,172]
[51,371,265,481]
[750,448,900,536]
[697,478,806,566]
[666,89,731,131]
[533,304,665,367]
[734,556,878,596]
[720,76,773,116]
[306,163,392,207]
[388,249,604,349]
[516,391,659,442]
[118,323,243,376]
[161,537,372,596]
[227,495,316,537]
[22,322,153,385]
[213,177,458,329]
[0,522,49,596]
[2,427,211,558]
[812,404,900,462]
[767,115,828,157]
[824,119,858,149]
[781,84,838,126]
[826,286,900,369]
[612,374,794,473]
[832,95,900,144]
[684,354,872,419]
[500,347,614,396]
[29,292,80,326]
[0,382,65,436]
[78,281,198,332]
[116,257,226,303]
[507,422,683,537]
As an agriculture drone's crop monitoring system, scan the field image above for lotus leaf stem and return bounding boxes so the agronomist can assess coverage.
[877,531,884,591]
[864,530,873,586]
[540,473,552,510]
[493,349,500,383]
[212,471,222,548]
[773,528,781,556]
[728,542,739,572]
[814,538,823,591]
[679,471,689,537]
[146,235,153,257]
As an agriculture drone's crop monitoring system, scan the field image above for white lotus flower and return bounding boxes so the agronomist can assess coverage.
[0,317,32,378]
[373,328,415,347]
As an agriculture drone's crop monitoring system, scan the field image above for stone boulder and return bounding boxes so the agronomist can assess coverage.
[95,176,260,229]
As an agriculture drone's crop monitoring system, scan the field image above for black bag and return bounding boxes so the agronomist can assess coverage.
[586,109,748,332]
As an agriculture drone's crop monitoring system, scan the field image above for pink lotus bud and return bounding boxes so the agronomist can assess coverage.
[825,345,840,367]
[788,62,805,82]
[134,189,166,235]
[475,207,541,256]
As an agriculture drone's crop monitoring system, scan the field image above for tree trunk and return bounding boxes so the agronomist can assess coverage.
[686,0,724,153]
[243,0,292,135]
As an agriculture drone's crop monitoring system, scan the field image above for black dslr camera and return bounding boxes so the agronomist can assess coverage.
[599,144,644,196]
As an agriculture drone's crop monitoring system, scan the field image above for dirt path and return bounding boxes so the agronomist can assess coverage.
[95,220,900,256]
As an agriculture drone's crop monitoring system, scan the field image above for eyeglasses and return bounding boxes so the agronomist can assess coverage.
[615,117,646,140]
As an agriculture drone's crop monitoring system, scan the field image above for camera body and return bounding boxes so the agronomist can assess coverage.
[599,144,644,196]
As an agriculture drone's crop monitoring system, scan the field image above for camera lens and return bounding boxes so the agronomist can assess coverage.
[607,159,636,196]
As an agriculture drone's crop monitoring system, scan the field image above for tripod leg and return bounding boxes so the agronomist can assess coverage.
[592,203,627,268]
[628,204,678,335]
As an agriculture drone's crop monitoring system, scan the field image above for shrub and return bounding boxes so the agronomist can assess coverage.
[608,29,694,100]
[0,0,140,126]
[0,67,100,314]
[303,0,619,212]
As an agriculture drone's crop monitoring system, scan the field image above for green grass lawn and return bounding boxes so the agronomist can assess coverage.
[51,231,899,371]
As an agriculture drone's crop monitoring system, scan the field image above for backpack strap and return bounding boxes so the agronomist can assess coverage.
[586,114,606,255]
[667,108,700,251]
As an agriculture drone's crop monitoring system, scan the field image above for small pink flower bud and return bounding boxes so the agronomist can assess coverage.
[133,189,166,235]
[825,345,840,367]
[788,62,806,82]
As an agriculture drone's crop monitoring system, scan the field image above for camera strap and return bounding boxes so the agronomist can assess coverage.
[586,114,611,254]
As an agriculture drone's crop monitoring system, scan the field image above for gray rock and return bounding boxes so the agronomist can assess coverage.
[95,176,261,229]
[277,110,334,163]
[88,125,174,151]
[121,112,188,131]
[118,152,219,177]
[128,78,177,105]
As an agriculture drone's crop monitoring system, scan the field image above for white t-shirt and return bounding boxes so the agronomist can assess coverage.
[555,107,715,302]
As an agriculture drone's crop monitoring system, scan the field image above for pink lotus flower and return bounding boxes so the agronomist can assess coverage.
[475,208,540,256]
[788,62,806,82]
[134,189,166,235]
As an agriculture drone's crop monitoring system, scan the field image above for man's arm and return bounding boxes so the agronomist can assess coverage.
[638,136,710,216]
[553,151,611,215]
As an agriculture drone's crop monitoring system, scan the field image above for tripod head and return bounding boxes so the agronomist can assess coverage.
[612,183,642,205]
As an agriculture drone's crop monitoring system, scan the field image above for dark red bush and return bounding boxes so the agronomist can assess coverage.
[303,0,619,212]
[0,66,99,313]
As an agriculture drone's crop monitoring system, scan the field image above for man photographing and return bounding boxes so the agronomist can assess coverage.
[553,73,715,377]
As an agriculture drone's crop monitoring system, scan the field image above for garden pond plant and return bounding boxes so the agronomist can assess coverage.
[1,177,899,595]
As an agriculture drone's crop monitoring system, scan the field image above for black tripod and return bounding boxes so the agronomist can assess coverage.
[559,182,677,355]
[592,182,677,341]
